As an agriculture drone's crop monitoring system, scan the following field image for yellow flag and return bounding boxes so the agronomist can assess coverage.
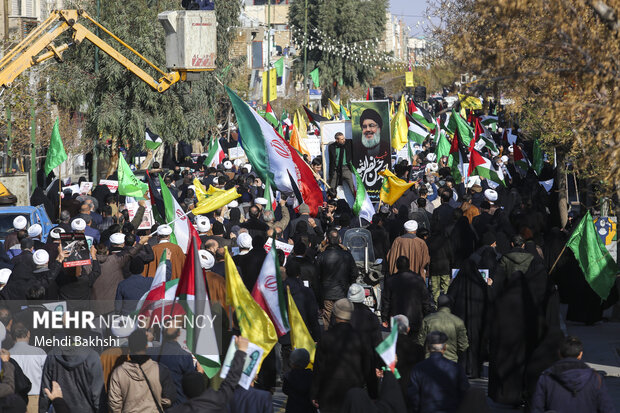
[287,287,315,369]
[206,185,224,196]
[294,110,308,139]
[225,248,277,362]
[191,187,240,215]
[379,168,414,205]
[390,101,395,118]
[323,106,331,119]
[193,178,208,202]
[458,93,482,110]
[390,95,408,151]
[328,99,340,116]
[289,124,311,158]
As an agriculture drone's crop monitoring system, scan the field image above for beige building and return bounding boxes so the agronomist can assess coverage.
[0,0,64,41]
[380,12,408,62]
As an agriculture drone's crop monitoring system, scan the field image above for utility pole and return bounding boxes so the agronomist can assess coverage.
[304,0,308,92]
[3,0,8,41]
[30,99,36,192]
[266,0,271,103]
[92,0,100,182]
[5,106,11,174]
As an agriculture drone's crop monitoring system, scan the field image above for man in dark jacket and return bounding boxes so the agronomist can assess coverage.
[39,334,104,413]
[427,228,454,303]
[287,242,320,305]
[327,132,354,193]
[531,336,615,413]
[311,299,370,413]
[430,189,455,230]
[239,205,269,239]
[408,331,469,413]
[315,230,359,328]
[381,256,434,334]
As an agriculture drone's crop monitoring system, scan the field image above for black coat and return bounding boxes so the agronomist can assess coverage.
[310,322,370,411]
[380,270,433,333]
[239,218,269,239]
[285,278,321,341]
[396,333,424,409]
[283,368,316,413]
[428,231,453,277]
[233,248,267,292]
[431,203,455,231]
[287,255,321,305]
[327,140,353,181]
[315,246,359,302]
[340,372,407,413]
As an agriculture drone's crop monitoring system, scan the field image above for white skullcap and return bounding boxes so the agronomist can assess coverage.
[71,218,86,231]
[110,315,137,338]
[50,227,65,239]
[196,217,211,233]
[484,189,498,202]
[110,232,126,245]
[404,220,418,232]
[426,153,437,162]
[0,268,11,285]
[228,200,239,208]
[244,164,252,173]
[157,225,173,236]
[501,155,509,163]
[199,250,215,270]
[223,160,233,170]
[27,224,42,238]
[13,216,27,230]
[32,249,49,266]
[255,197,268,206]
[237,232,253,249]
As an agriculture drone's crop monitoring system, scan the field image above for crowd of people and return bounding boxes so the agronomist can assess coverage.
[0,102,616,413]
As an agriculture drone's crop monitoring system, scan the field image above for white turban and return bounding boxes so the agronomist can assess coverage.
[426,153,437,162]
[50,227,65,239]
[13,216,27,230]
[71,218,86,231]
[33,249,49,266]
[110,233,126,245]
[199,250,215,270]
[404,220,418,232]
[196,217,211,233]
[484,189,498,202]
[157,225,173,236]
[27,224,42,238]
[237,232,253,249]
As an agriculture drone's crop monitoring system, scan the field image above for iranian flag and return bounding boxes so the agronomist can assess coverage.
[449,131,468,182]
[468,149,506,186]
[158,175,191,253]
[252,240,289,336]
[406,113,430,145]
[351,164,375,223]
[226,86,323,216]
[175,230,221,377]
[375,318,399,377]
[203,138,225,168]
[513,144,530,175]
[145,128,162,151]
[136,251,179,319]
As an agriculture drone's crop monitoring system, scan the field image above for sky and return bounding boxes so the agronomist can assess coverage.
[389,0,434,38]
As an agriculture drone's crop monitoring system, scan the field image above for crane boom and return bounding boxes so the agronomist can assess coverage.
[0,9,194,93]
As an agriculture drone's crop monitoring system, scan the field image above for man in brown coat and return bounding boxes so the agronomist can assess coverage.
[144,225,185,280]
[108,329,176,413]
[387,220,430,279]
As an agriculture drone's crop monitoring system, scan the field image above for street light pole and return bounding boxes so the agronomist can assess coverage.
[266,0,271,103]
[304,0,308,93]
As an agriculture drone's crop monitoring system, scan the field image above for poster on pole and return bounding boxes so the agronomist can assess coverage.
[320,121,352,184]
[126,202,155,230]
[594,217,617,262]
[405,71,414,87]
[351,100,391,202]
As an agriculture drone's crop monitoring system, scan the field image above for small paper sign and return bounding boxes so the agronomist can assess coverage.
[125,202,155,230]
[263,237,293,257]
[219,337,264,390]
[99,179,119,193]
[79,182,93,195]
[60,233,91,268]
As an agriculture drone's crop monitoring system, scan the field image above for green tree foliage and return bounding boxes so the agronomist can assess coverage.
[288,0,388,97]
[48,0,241,155]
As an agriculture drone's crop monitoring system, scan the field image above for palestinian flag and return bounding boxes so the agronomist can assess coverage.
[159,175,191,253]
[203,138,225,168]
[351,163,374,223]
[303,106,329,130]
[468,148,506,186]
[145,171,165,224]
[446,109,474,146]
[264,102,283,136]
[175,230,220,377]
[480,115,498,132]
[226,87,323,216]
[406,113,430,145]
[145,128,162,151]
[375,318,399,378]
[449,131,469,182]
[408,100,436,130]
[513,144,530,175]
[473,117,499,155]
[252,239,289,336]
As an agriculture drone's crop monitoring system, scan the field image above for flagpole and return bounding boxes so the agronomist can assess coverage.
[148,209,193,237]
[58,168,62,224]
[548,243,568,275]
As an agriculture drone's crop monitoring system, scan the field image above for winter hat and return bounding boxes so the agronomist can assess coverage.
[27,224,42,238]
[332,298,353,321]
[13,216,27,230]
[404,220,418,232]
[347,283,365,304]
[32,250,49,266]
[290,348,310,369]
[437,294,451,308]
[237,232,253,249]
[298,203,310,214]
[71,218,86,231]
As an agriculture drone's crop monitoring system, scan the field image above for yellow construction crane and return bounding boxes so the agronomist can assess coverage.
[0,9,217,93]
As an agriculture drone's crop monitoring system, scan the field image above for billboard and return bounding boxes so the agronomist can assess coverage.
[351,100,391,201]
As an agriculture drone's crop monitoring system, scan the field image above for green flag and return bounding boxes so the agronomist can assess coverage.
[446,109,474,146]
[273,57,284,77]
[532,138,543,176]
[566,211,619,300]
[310,67,320,88]
[44,118,67,176]
[340,104,350,120]
[117,155,148,198]
[436,130,451,160]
